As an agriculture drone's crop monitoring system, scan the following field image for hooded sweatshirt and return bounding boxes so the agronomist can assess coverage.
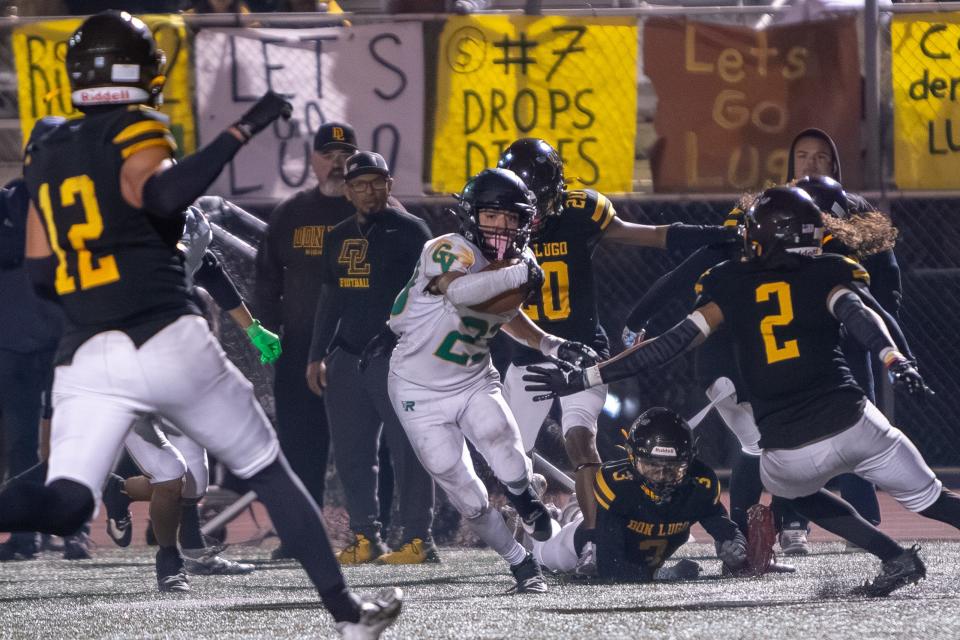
[787,128,874,214]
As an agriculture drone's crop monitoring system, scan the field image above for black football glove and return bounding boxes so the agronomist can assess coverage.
[520,254,544,304]
[358,326,399,373]
[886,359,934,398]
[233,91,293,142]
[522,362,586,401]
[555,341,599,368]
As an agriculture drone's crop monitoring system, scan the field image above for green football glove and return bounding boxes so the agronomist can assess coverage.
[246,320,282,364]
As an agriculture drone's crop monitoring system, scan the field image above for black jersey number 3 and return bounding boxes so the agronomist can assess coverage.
[755,281,800,365]
[38,175,120,295]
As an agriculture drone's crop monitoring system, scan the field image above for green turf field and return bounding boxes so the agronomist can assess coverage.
[2,542,958,639]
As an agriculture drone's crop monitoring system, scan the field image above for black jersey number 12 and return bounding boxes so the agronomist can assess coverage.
[38,175,120,295]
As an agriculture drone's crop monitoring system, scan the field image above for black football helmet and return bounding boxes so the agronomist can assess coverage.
[457,168,537,260]
[66,11,166,110]
[497,138,565,233]
[624,407,695,504]
[745,186,824,261]
[795,175,850,219]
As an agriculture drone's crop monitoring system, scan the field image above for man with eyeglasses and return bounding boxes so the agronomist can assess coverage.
[306,152,437,564]
[254,122,358,557]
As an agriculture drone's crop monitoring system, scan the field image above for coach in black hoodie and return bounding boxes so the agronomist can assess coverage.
[787,127,903,529]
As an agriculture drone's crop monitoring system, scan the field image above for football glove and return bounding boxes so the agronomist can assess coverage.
[359,326,399,373]
[556,341,599,368]
[246,320,282,364]
[886,359,934,398]
[716,530,747,570]
[233,91,293,142]
[522,254,544,291]
[621,326,646,349]
[522,362,586,401]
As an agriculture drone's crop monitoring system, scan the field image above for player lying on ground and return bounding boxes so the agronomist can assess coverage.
[385,168,598,593]
[525,186,960,597]
[498,138,739,557]
[1,11,400,637]
[532,407,747,581]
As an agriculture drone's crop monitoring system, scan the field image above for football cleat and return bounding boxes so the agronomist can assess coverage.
[573,541,597,578]
[509,553,548,594]
[158,571,191,593]
[779,523,811,555]
[270,544,293,560]
[0,534,39,562]
[655,558,702,581]
[335,587,403,640]
[182,548,255,575]
[852,545,926,597]
[62,532,92,560]
[337,533,389,566]
[103,473,132,548]
[375,538,441,565]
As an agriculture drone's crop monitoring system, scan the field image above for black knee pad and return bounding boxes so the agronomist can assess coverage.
[46,479,95,537]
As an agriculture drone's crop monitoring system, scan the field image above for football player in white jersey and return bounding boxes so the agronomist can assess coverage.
[386,169,597,593]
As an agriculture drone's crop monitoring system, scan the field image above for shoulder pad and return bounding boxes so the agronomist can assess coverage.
[112,106,176,160]
[562,189,616,231]
[594,460,634,510]
[819,253,870,286]
[423,234,478,277]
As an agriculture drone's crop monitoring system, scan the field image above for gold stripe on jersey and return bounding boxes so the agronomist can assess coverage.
[113,120,170,145]
[822,233,834,245]
[594,489,611,510]
[595,469,616,503]
[591,194,615,230]
[841,255,871,284]
[120,136,176,160]
[599,200,616,230]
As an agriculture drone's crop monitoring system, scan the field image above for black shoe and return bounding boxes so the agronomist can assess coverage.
[270,544,293,560]
[0,534,39,562]
[63,532,92,560]
[103,473,132,547]
[504,486,555,543]
[853,545,926,597]
[509,553,548,594]
[39,534,63,552]
[156,547,191,593]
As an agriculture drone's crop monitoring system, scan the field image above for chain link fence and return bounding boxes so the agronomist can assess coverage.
[1,8,958,471]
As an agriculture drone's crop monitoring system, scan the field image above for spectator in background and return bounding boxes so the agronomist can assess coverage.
[0,118,66,561]
[254,122,358,558]
[306,152,436,565]
[784,127,902,544]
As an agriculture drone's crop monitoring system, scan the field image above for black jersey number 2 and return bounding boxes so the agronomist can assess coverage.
[38,175,120,295]
[755,281,800,364]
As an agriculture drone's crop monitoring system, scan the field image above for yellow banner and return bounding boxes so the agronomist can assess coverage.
[892,13,960,189]
[431,16,637,194]
[12,15,195,155]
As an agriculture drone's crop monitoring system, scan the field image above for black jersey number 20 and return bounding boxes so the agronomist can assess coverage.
[38,175,120,295]
[524,261,571,321]
[755,281,800,364]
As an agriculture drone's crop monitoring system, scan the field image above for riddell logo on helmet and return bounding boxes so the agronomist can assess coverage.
[74,86,150,106]
[651,446,677,457]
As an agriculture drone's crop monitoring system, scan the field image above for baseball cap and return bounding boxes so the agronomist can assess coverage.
[344,151,390,181]
[313,121,357,152]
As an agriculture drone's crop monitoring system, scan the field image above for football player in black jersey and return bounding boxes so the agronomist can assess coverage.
[498,139,738,550]
[532,407,747,580]
[0,11,401,636]
[526,186,960,596]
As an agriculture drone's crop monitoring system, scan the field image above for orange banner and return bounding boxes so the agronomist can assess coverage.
[644,17,861,193]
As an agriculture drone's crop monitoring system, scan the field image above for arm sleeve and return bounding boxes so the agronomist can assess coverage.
[692,469,740,543]
[253,210,285,332]
[850,281,914,361]
[625,245,728,331]
[593,471,642,582]
[444,265,528,306]
[829,288,898,357]
[193,250,243,311]
[140,132,244,219]
[862,249,902,318]
[596,315,707,385]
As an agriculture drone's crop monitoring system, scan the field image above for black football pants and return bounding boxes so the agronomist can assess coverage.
[325,348,435,541]
[273,344,330,508]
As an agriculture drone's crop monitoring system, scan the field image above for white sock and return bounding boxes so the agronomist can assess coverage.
[466,509,527,566]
